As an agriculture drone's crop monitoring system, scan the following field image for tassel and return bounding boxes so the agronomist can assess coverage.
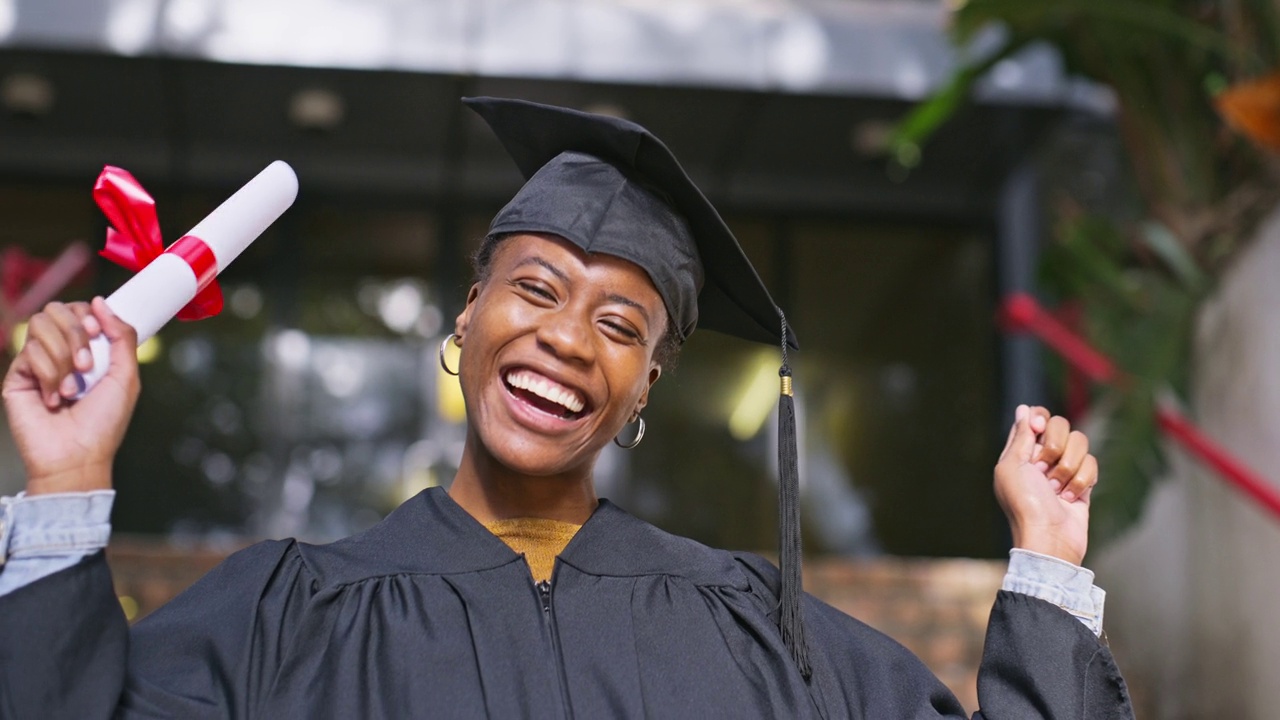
[777,314,811,679]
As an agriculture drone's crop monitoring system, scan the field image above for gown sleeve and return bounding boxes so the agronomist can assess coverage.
[0,551,127,720]
[0,540,310,720]
[736,553,1134,719]
[800,589,1134,719]
[972,590,1132,719]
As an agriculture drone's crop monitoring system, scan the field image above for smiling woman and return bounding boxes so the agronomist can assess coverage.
[449,234,667,517]
[0,98,1133,719]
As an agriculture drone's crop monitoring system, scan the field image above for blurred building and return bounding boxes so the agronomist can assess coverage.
[0,0,1103,557]
[2,0,1177,713]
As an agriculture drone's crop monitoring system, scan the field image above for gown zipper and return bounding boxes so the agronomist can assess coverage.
[535,575,574,719]
[537,580,552,613]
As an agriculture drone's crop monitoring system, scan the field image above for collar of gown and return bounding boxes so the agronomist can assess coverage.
[297,486,749,589]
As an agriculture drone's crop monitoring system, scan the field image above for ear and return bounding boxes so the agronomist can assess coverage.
[634,364,662,418]
[453,283,483,341]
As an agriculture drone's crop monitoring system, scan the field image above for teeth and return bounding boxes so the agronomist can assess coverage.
[505,369,585,414]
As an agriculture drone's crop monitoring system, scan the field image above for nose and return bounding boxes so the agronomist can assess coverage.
[535,306,596,365]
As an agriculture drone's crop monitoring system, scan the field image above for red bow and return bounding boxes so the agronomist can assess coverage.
[93,166,223,320]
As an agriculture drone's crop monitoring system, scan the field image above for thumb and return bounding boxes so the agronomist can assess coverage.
[1000,404,1036,464]
[92,298,139,379]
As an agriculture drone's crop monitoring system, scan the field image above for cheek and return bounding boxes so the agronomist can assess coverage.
[463,296,530,352]
[455,298,547,402]
[603,350,654,406]
[456,306,511,388]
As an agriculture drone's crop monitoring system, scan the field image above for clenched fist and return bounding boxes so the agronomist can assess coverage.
[994,404,1099,566]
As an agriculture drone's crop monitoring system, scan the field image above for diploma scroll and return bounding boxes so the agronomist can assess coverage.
[74,161,299,397]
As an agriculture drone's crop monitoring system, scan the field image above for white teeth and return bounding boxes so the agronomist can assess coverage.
[505,369,585,414]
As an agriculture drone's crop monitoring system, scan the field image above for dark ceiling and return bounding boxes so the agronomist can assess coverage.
[0,49,1061,222]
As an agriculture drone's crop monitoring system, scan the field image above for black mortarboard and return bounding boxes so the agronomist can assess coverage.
[464,97,797,351]
[465,96,810,677]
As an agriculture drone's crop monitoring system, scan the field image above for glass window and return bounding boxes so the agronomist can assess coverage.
[0,181,1001,558]
[600,216,1001,558]
[789,220,999,557]
[110,197,446,542]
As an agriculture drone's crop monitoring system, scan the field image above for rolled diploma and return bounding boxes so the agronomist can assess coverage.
[74,160,299,397]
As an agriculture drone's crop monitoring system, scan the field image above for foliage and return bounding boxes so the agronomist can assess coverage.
[894,0,1280,543]
[1038,215,1201,539]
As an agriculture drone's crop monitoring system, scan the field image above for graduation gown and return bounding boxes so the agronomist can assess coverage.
[0,487,1132,719]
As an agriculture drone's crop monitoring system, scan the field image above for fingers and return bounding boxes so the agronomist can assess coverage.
[1031,410,1097,503]
[1001,404,1099,504]
[70,302,101,346]
[1028,406,1050,435]
[21,302,97,406]
[17,335,62,408]
[1033,415,1071,465]
[998,406,1058,470]
[1032,444,1048,474]
[1060,452,1098,504]
[1047,430,1088,489]
[1035,415,1098,503]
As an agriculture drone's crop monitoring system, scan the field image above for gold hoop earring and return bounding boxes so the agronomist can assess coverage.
[439,333,460,376]
[614,416,645,449]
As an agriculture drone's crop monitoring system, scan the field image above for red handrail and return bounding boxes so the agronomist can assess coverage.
[0,241,93,339]
[1000,292,1280,522]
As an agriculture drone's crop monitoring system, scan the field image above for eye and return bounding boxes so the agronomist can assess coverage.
[600,318,644,343]
[511,279,557,304]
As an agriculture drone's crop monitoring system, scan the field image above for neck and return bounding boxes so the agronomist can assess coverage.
[448,437,599,526]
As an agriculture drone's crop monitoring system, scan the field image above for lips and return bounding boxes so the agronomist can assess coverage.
[503,367,589,420]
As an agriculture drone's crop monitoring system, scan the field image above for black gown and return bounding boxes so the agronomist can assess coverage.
[0,487,1132,719]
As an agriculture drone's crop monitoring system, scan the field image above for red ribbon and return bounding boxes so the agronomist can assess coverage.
[93,166,223,320]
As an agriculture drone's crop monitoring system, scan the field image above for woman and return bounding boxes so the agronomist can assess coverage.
[0,98,1132,718]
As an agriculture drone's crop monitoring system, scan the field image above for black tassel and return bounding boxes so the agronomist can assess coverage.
[777,316,811,679]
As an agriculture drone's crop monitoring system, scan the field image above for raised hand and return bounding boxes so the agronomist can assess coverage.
[993,404,1099,566]
[2,298,140,495]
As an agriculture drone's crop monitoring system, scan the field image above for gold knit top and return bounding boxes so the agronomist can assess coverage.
[483,518,583,583]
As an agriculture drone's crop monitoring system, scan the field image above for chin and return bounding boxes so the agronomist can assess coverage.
[474,426,603,480]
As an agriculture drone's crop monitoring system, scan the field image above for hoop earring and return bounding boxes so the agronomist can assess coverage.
[614,416,645,449]
[439,333,460,376]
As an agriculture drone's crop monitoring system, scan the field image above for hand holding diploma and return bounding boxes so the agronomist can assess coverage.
[2,299,138,495]
[2,162,298,495]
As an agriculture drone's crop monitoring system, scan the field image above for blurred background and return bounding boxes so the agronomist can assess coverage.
[3,1,1279,717]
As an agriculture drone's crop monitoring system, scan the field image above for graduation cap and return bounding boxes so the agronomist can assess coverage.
[465,96,811,678]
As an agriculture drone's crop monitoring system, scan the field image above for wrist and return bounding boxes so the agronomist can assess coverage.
[1010,528,1085,566]
[26,464,113,496]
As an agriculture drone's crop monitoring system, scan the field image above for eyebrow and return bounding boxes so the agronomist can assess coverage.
[514,255,652,326]
[605,293,651,326]
[515,256,569,283]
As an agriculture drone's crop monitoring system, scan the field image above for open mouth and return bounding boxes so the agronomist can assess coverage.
[503,368,589,420]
